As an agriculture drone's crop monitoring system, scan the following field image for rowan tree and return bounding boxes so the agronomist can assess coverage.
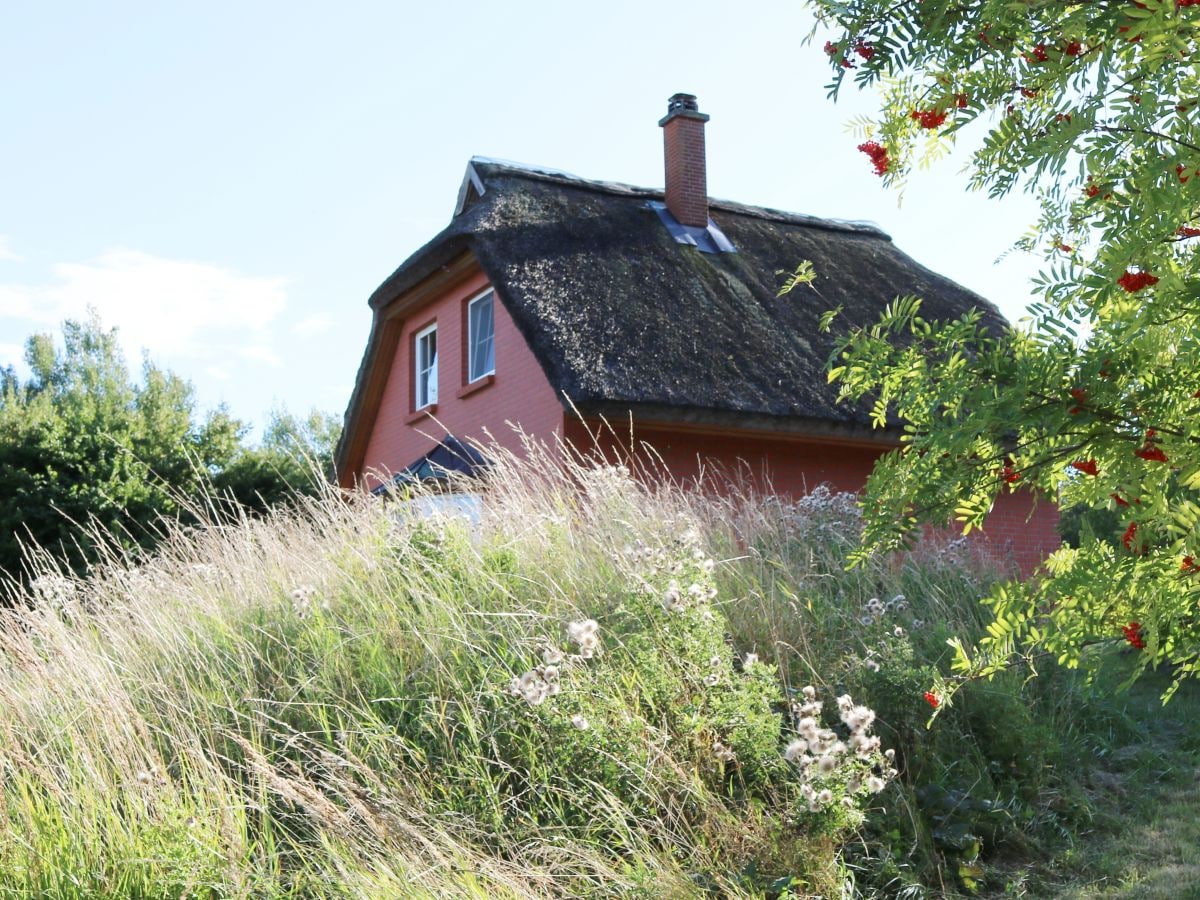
[809,0,1200,696]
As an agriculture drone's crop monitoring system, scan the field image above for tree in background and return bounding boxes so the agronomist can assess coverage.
[809,0,1200,694]
[0,314,340,581]
[214,407,341,513]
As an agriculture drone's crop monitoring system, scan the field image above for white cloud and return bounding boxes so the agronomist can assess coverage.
[292,313,333,337]
[0,342,25,369]
[237,344,281,366]
[0,238,19,262]
[0,249,287,364]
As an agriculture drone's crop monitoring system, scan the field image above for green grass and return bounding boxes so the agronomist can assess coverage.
[982,659,1200,899]
[0,443,1195,898]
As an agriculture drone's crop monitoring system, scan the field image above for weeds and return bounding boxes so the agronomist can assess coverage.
[0,438,1144,897]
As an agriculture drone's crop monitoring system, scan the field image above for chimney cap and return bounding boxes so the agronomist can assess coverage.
[659,92,710,127]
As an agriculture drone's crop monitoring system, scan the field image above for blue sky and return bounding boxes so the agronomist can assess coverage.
[0,1,1043,435]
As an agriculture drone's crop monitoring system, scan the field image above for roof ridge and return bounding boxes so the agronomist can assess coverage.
[467,156,891,240]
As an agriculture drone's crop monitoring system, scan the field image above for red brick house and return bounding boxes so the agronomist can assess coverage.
[336,94,1059,573]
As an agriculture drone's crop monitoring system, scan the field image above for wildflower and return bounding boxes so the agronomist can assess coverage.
[1070,459,1099,476]
[701,557,715,574]
[1117,270,1159,292]
[817,788,834,805]
[709,654,721,668]
[893,625,905,638]
[567,619,601,658]
[852,733,881,758]
[703,673,720,687]
[30,575,75,609]
[923,691,940,709]
[542,645,565,665]
[910,108,948,129]
[817,754,838,774]
[866,775,887,793]
[743,652,759,667]
[1122,521,1139,551]
[661,582,684,613]
[801,685,817,700]
[842,704,876,732]
[911,618,925,630]
[864,658,881,673]
[712,740,736,763]
[1122,621,1145,649]
[516,671,549,705]
[857,140,891,176]
[784,739,808,762]
[571,714,590,731]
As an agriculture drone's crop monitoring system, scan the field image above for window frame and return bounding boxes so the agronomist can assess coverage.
[413,321,438,411]
[465,289,496,384]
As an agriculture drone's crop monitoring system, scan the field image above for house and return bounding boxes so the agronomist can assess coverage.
[335,93,1059,573]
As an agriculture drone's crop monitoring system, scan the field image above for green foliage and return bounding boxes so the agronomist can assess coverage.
[0,313,243,578]
[0,314,341,581]
[214,407,341,513]
[809,0,1200,694]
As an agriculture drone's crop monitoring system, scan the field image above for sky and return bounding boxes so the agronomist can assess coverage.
[0,1,1045,436]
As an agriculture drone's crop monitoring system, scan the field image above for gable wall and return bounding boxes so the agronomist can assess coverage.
[564,419,1059,576]
[358,269,564,489]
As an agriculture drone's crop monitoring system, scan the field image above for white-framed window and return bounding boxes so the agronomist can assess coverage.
[467,290,495,382]
[414,323,438,409]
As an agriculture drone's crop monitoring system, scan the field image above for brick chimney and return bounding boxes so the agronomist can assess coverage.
[659,93,710,228]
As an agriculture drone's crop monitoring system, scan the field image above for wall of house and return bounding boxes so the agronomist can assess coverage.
[358,269,564,489]
[563,419,1059,576]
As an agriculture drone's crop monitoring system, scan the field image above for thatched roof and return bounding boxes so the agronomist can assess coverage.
[338,158,1006,478]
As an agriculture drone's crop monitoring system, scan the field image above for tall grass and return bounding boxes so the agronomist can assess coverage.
[0,438,1106,897]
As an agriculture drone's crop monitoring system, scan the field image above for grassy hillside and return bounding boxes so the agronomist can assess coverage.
[0,445,1188,898]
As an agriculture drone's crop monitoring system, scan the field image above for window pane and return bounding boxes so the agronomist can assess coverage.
[416,327,437,408]
[469,293,495,381]
[428,334,438,403]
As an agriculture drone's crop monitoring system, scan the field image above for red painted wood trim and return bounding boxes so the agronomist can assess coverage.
[404,403,438,425]
[456,374,495,399]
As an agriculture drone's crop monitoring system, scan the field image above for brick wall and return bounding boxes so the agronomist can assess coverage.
[564,420,1060,576]
[359,269,564,489]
